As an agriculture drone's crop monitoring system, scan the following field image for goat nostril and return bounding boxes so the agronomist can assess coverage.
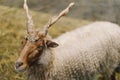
[15,62,23,69]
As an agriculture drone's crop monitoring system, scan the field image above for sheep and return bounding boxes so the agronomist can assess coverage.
[15,0,120,80]
[52,21,120,80]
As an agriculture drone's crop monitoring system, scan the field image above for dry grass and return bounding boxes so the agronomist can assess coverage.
[0,6,90,80]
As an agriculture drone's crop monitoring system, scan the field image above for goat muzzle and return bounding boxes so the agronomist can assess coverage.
[15,61,27,72]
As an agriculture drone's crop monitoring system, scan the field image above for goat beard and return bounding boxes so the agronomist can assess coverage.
[26,59,48,80]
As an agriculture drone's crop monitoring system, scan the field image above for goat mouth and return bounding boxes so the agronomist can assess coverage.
[15,65,27,72]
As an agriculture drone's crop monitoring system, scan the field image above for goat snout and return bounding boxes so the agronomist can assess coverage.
[15,62,23,69]
[15,61,27,72]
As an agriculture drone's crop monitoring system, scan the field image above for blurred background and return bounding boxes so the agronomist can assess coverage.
[0,0,120,23]
[0,0,120,80]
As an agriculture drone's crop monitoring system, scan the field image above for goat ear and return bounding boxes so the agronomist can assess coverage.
[46,40,59,48]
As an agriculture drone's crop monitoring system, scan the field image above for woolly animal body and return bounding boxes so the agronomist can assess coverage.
[27,21,120,80]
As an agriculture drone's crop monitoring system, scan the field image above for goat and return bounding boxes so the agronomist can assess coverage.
[15,0,120,80]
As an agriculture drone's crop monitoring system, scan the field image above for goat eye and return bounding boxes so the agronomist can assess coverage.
[34,39,38,42]
[34,37,39,42]
[39,46,43,50]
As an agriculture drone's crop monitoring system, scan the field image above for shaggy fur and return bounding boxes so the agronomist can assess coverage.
[27,21,120,80]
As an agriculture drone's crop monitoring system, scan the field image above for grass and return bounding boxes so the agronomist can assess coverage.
[0,6,90,80]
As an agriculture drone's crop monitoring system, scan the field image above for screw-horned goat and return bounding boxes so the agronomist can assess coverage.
[15,0,120,80]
